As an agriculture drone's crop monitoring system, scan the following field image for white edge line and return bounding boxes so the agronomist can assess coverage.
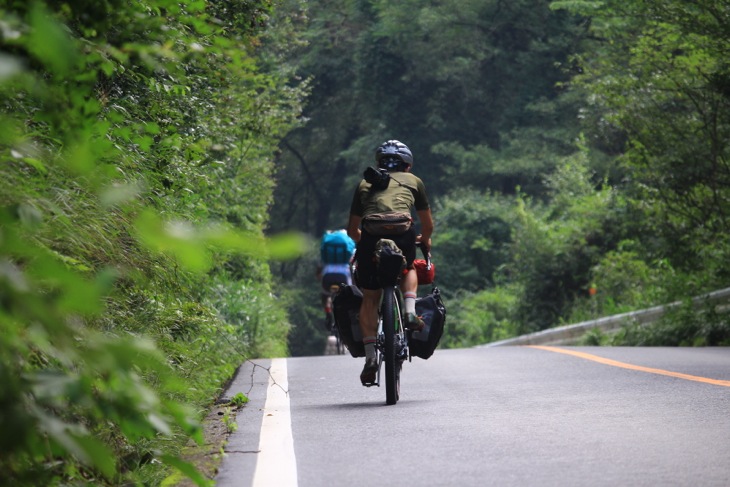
[252,358,297,487]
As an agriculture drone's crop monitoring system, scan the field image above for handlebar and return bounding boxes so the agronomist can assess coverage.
[417,242,431,268]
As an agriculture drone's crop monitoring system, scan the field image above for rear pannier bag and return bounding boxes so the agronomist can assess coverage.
[410,287,446,360]
[332,284,365,358]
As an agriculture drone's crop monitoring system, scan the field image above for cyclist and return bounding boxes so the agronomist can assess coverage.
[347,140,434,385]
[316,229,356,330]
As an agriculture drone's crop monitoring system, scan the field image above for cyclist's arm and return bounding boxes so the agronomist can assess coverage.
[347,214,362,243]
[417,208,433,251]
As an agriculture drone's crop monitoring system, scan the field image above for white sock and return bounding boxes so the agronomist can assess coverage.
[364,336,377,361]
[404,292,417,315]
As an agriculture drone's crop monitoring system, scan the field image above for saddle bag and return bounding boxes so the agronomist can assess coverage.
[410,287,446,360]
[332,284,365,358]
[375,239,406,287]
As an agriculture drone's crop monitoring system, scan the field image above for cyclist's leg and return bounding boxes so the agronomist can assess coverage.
[359,287,381,384]
[320,286,332,331]
[354,230,382,384]
[326,284,341,332]
[321,273,344,331]
[400,268,423,330]
[392,229,423,330]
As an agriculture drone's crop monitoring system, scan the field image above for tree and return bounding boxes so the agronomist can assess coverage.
[269,0,588,237]
[553,0,730,268]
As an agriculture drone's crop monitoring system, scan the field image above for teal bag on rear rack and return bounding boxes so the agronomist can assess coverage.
[409,287,446,360]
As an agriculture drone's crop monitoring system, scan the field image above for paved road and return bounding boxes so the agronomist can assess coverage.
[216,346,730,486]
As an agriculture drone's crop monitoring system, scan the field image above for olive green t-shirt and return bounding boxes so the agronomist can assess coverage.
[349,171,429,218]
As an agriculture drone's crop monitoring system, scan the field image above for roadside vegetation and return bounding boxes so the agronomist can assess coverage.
[0,0,305,485]
[2,0,729,485]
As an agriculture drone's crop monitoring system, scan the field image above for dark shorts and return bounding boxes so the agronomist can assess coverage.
[354,227,417,290]
[321,272,350,293]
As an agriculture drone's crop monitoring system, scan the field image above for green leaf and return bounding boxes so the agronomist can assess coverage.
[34,407,116,479]
[134,209,211,272]
[21,157,47,174]
[27,2,78,76]
[265,232,308,260]
[63,141,96,176]
[67,433,117,479]
[160,455,211,487]
[99,181,144,207]
[144,122,161,134]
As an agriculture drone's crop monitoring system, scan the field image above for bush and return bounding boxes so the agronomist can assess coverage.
[609,300,730,347]
[443,287,518,347]
[0,1,305,484]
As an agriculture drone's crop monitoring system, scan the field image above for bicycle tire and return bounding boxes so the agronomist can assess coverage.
[382,287,399,405]
[335,329,345,355]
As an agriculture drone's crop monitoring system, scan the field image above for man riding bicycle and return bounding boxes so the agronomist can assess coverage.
[347,140,434,386]
[316,229,356,331]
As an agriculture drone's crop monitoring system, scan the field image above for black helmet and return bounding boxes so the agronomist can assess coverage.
[375,140,413,171]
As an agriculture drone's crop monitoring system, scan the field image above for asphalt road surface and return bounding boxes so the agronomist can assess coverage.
[216,346,730,486]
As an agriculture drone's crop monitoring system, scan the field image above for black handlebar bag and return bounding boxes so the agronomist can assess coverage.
[409,287,446,360]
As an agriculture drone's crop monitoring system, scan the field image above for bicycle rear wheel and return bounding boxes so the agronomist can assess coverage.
[382,287,400,405]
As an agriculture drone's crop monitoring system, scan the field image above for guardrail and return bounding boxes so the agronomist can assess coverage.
[482,287,730,347]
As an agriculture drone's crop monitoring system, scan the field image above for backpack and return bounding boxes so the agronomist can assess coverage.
[409,287,446,360]
[321,231,355,265]
[332,284,365,358]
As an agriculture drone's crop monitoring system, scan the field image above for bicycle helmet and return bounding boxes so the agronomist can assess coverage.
[375,140,413,171]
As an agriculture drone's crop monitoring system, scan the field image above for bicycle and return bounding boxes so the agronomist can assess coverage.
[324,284,347,355]
[365,241,427,405]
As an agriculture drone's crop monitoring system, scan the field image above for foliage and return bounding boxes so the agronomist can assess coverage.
[570,241,676,320]
[537,0,730,343]
[261,0,730,351]
[275,241,332,357]
[13,0,730,483]
[590,299,730,347]
[205,274,290,359]
[507,145,627,333]
[229,392,249,408]
[265,0,593,354]
[442,286,518,348]
[268,0,587,236]
[431,189,513,293]
[0,0,305,484]
[553,0,730,270]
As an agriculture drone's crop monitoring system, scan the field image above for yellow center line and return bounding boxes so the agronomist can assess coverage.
[528,345,730,388]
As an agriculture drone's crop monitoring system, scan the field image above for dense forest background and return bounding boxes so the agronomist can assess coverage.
[271,0,730,355]
[1,0,729,485]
